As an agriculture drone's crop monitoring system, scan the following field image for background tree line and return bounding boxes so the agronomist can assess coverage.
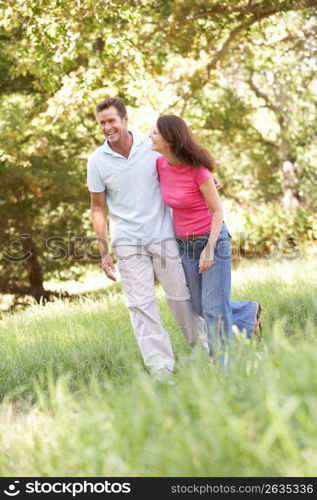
[0,0,316,296]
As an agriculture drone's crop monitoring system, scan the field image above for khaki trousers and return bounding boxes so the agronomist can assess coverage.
[115,238,209,372]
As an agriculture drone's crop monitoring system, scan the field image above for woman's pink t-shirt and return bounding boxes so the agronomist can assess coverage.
[157,156,213,237]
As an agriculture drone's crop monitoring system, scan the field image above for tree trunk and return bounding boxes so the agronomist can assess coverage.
[21,235,45,300]
[279,138,300,213]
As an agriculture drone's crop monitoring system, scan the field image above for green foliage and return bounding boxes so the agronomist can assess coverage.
[0,92,95,286]
[231,205,317,259]
[0,0,155,288]
[144,0,317,208]
[185,88,281,203]
[0,0,316,289]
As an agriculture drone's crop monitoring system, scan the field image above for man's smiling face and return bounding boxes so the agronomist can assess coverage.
[98,106,128,146]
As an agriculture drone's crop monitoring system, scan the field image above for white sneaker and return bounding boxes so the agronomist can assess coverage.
[151,368,175,386]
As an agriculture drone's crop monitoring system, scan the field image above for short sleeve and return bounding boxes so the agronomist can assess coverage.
[156,155,164,171]
[87,156,106,193]
[194,166,212,186]
[156,155,166,179]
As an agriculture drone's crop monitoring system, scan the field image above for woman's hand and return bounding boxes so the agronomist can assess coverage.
[199,244,214,273]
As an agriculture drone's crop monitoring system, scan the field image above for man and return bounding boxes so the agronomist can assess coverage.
[87,97,208,382]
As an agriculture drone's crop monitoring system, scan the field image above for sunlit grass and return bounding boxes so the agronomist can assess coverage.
[0,254,316,476]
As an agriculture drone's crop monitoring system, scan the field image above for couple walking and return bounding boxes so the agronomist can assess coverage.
[87,97,261,381]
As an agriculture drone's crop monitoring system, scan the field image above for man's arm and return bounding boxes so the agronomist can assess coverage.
[90,191,116,281]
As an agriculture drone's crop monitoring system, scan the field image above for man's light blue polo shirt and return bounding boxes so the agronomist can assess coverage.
[87,132,175,246]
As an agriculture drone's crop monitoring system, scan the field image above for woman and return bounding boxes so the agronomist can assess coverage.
[150,115,261,360]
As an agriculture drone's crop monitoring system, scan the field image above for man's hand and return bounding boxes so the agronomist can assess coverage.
[199,245,214,273]
[101,253,116,281]
[213,176,222,191]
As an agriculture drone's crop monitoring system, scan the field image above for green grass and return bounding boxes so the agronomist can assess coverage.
[0,254,316,477]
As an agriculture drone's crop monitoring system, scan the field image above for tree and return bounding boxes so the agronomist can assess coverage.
[244,14,317,211]
[138,0,317,210]
[1,0,316,295]
[0,0,145,293]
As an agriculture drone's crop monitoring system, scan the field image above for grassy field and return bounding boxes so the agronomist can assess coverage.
[0,252,316,477]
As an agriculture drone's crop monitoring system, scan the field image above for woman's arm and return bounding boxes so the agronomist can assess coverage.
[198,178,224,273]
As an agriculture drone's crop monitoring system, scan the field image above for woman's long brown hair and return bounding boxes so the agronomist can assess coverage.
[157,115,215,172]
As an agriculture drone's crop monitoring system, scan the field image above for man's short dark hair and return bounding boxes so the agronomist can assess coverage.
[96,97,127,118]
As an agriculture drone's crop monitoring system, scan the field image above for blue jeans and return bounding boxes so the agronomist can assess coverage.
[177,222,257,358]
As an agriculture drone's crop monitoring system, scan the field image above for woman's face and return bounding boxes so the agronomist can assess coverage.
[149,126,170,154]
